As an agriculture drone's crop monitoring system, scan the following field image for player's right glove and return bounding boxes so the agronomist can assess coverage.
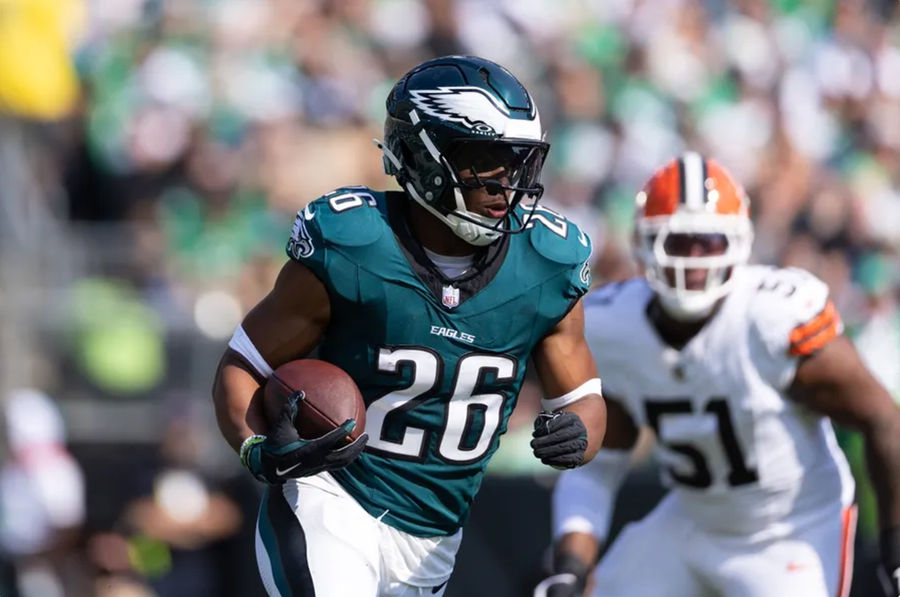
[239,391,368,484]
[879,527,900,597]
[533,553,590,597]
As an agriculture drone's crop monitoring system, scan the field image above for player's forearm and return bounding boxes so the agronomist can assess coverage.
[562,395,607,462]
[212,352,269,453]
[863,411,900,529]
[555,531,599,570]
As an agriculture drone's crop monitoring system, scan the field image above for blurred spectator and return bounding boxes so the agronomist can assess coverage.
[84,404,253,597]
[853,250,900,400]
[0,388,87,597]
[120,412,244,597]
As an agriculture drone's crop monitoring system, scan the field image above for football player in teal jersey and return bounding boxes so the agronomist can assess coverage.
[212,55,607,597]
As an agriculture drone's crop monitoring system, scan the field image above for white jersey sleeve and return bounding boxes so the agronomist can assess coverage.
[552,449,631,542]
[749,267,843,390]
[582,279,652,401]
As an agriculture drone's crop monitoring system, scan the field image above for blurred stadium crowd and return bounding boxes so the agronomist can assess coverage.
[0,0,898,595]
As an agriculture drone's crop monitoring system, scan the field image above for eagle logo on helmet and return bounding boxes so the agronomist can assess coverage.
[408,87,512,135]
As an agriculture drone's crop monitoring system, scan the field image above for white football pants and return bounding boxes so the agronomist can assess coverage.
[255,472,461,597]
[590,493,856,597]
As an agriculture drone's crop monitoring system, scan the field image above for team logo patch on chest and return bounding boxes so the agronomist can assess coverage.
[442,284,460,309]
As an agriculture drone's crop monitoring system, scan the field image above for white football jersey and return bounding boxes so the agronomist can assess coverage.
[583,265,854,537]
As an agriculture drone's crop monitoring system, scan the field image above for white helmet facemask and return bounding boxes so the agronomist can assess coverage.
[637,211,753,320]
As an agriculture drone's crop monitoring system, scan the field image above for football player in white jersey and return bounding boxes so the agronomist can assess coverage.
[534,154,900,597]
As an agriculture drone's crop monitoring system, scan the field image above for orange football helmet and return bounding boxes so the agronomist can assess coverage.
[635,152,753,319]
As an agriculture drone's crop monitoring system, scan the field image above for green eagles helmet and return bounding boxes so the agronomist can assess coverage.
[378,55,550,246]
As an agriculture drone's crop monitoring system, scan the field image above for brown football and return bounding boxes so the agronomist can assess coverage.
[263,359,366,442]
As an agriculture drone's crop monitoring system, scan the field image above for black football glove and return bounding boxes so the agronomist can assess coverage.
[531,411,588,469]
[533,574,582,597]
[533,553,590,597]
[240,391,368,484]
[879,527,900,597]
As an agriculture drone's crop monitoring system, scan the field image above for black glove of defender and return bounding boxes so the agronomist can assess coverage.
[880,527,900,597]
[533,553,590,597]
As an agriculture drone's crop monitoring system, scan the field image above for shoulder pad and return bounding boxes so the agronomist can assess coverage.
[584,278,645,310]
[749,266,841,358]
[300,187,385,248]
[583,279,651,377]
[583,278,650,336]
[751,266,830,323]
[522,204,592,265]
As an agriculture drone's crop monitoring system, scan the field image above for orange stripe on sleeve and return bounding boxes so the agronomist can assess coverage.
[789,301,836,345]
[790,320,840,356]
[788,301,842,356]
[835,505,857,597]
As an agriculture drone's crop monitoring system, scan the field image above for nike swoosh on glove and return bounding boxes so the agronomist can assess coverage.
[530,411,588,469]
[241,391,368,484]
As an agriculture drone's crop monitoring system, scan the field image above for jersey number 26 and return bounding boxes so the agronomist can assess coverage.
[365,347,517,464]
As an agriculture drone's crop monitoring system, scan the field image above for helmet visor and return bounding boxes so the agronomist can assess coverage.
[445,139,549,195]
[662,233,729,257]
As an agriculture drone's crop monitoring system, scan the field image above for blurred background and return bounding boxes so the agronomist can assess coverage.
[0,0,898,595]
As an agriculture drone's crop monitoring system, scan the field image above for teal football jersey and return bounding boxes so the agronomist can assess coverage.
[286,186,592,536]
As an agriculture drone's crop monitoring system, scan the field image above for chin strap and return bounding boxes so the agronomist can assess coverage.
[406,182,500,246]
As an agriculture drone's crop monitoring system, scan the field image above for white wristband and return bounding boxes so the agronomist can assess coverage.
[542,378,603,411]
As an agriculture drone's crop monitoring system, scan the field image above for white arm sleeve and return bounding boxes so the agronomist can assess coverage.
[552,448,631,543]
[228,325,274,378]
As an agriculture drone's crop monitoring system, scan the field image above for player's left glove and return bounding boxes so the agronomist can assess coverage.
[531,411,588,469]
[879,527,900,597]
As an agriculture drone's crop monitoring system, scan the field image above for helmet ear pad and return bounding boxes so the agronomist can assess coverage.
[384,116,455,213]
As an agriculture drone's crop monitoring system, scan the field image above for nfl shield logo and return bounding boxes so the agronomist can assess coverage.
[442,285,460,309]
